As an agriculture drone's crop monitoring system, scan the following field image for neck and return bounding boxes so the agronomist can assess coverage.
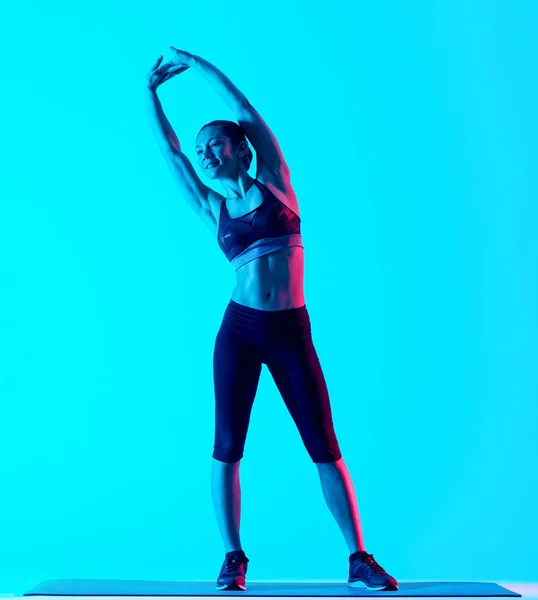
[219,171,255,201]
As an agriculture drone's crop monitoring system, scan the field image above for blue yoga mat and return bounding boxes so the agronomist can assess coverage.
[23,579,521,597]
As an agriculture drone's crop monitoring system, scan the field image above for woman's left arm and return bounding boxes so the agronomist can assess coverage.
[171,48,289,174]
[170,48,249,112]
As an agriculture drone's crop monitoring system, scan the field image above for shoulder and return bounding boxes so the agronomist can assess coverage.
[257,164,300,218]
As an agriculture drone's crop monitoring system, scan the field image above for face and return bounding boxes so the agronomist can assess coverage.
[196,126,245,179]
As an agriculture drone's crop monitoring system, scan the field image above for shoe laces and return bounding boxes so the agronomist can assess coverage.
[359,553,386,574]
[224,553,248,573]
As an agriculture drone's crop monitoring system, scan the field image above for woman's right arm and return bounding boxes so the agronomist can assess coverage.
[146,61,215,220]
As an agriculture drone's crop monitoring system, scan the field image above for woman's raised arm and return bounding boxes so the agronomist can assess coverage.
[146,56,191,156]
[185,50,289,175]
[145,56,215,224]
[185,51,249,113]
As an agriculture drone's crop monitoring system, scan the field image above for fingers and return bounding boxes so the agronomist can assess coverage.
[153,63,188,80]
[147,55,163,86]
[148,63,188,90]
[157,72,175,86]
[154,60,189,75]
[159,65,189,84]
[151,55,163,70]
[147,50,191,91]
[153,61,176,75]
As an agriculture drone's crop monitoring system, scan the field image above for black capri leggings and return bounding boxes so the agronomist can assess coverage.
[212,299,342,464]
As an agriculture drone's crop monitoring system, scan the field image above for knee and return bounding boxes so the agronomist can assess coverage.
[308,438,342,463]
[213,446,244,464]
[312,449,343,464]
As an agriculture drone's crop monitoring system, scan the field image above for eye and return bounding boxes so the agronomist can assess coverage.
[197,142,219,155]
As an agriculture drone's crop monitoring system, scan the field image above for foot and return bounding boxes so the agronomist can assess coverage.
[348,550,398,591]
[216,550,249,591]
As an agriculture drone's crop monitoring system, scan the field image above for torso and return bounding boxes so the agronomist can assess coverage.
[206,168,305,311]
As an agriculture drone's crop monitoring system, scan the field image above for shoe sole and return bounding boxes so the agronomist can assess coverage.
[348,580,395,591]
[216,582,246,591]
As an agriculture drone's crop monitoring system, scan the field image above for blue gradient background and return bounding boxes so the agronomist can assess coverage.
[0,0,536,593]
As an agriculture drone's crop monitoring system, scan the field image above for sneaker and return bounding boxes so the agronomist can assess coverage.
[216,549,250,591]
[348,550,398,591]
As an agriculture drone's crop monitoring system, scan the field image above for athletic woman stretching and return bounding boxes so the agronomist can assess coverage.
[146,48,398,592]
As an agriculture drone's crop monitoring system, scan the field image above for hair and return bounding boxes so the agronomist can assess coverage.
[197,119,253,171]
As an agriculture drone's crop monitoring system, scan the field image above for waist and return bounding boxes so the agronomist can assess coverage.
[230,233,304,270]
[231,246,305,311]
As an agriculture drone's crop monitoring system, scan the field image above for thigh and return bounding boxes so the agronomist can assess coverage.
[213,323,263,453]
[265,333,342,462]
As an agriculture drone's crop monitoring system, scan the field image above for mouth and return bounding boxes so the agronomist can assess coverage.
[206,162,219,169]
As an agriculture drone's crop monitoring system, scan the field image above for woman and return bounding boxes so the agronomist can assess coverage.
[146,48,398,593]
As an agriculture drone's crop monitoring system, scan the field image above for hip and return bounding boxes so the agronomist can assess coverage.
[218,298,312,348]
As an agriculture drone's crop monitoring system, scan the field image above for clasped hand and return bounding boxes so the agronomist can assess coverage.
[147,47,195,92]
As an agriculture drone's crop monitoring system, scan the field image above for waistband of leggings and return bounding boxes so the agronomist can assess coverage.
[227,298,308,319]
